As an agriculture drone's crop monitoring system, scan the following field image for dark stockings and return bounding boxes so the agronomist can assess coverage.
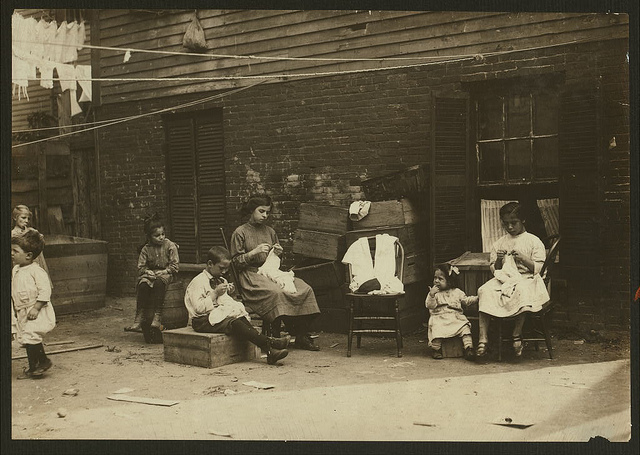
[229,317,269,350]
[280,314,315,338]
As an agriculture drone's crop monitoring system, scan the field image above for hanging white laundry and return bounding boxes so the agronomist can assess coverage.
[39,19,57,61]
[30,17,45,60]
[76,21,86,50]
[12,13,31,60]
[62,21,78,63]
[12,55,34,100]
[52,21,68,63]
[37,61,56,89]
[56,63,76,92]
[75,65,92,102]
[257,249,297,294]
[342,237,376,292]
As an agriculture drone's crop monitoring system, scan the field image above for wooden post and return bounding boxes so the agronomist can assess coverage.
[37,143,49,234]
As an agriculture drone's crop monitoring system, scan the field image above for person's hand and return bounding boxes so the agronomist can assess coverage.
[214,283,228,297]
[251,243,271,257]
[27,307,40,320]
[428,285,439,297]
[145,270,156,277]
[226,282,236,294]
[511,249,525,263]
[273,243,284,256]
[496,249,507,259]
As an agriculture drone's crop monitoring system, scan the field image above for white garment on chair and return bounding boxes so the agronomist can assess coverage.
[373,234,404,295]
[257,249,297,294]
[342,237,376,292]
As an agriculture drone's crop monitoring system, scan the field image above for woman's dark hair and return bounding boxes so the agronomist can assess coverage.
[499,201,524,222]
[241,194,272,218]
[434,263,459,290]
[143,213,165,237]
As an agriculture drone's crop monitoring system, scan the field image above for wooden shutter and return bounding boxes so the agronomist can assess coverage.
[165,110,226,263]
[195,113,226,260]
[559,83,602,282]
[166,118,198,263]
[431,93,471,264]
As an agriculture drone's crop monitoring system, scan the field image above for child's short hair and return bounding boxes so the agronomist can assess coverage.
[207,246,232,264]
[499,202,524,221]
[11,228,45,259]
[143,213,165,237]
[434,263,460,290]
[12,205,32,222]
[241,194,273,218]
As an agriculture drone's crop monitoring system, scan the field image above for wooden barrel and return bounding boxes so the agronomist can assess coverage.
[44,235,108,315]
[162,281,188,330]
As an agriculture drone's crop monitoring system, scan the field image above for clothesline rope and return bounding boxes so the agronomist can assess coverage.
[13,36,594,63]
[11,80,265,149]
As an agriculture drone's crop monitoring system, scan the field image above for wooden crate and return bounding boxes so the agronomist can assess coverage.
[345,224,424,255]
[292,261,345,291]
[298,203,350,234]
[441,337,464,358]
[163,327,259,368]
[43,234,108,315]
[360,165,429,201]
[292,229,345,261]
[403,253,429,284]
[351,199,418,229]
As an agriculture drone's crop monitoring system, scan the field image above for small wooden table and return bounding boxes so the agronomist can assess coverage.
[447,251,492,296]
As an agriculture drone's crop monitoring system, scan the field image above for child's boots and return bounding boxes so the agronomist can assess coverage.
[124,308,144,332]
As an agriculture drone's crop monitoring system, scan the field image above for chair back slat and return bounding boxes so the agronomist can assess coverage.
[539,235,561,286]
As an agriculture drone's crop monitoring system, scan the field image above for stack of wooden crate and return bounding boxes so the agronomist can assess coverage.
[292,203,350,333]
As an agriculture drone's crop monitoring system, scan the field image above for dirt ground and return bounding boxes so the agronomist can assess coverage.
[10,296,631,440]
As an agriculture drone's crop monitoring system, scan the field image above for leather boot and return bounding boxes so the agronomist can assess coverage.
[266,338,288,365]
[124,309,144,332]
[150,311,163,330]
[268,335,291,350]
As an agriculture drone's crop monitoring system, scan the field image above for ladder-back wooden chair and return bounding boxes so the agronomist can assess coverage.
[345,236,405,358]
[496,235,561,361]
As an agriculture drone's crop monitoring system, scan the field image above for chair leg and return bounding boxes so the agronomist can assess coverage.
[395,299,403,357]
[356,300,362,349]
[541,315,553,359]
[347,299,354,357]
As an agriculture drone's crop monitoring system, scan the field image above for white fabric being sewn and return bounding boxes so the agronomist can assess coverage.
[257,249,297,294]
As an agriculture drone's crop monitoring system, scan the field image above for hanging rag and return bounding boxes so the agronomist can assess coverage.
[183,12,208,52]
[37,61,56,89]
[55,63,82,115]
[349,200,371,221]
[39,19,57,61]
[75,65,92,102]
[12,56,34,100]
[257,249,297,294]
[62,21,79,63]
[371,234,404,294]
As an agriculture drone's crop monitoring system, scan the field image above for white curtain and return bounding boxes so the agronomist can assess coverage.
[537,198,560,238]
[481,199,516,252]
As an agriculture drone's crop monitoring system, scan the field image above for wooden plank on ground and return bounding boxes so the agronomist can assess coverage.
[12,343,103,360]
[106,395,179,407]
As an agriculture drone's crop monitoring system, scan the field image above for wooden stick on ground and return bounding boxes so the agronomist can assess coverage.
[11,344,104,360]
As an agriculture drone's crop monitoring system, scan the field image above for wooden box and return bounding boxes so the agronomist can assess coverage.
[441,337,464,358]
[403,253,429,284]
[351,199,418,229]
[163,327,259,368]
[345,224,424,255]
[44,235,108,315]
[293,229,345,261]
[292,261,345,291]
[298,203,350,234]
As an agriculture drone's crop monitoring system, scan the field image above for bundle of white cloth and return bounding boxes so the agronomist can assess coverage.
[208,277,249,325]
[257,249,297,294]
[341,234,404,295]
[493,254,524,297]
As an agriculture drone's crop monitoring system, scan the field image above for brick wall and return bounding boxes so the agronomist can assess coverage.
[96,39,630,332]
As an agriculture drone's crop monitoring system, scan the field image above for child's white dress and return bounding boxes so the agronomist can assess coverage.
[11,263,56,345]
[478,231,549,318]
[425,288,476,345]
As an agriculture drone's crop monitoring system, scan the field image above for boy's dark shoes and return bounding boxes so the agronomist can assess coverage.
[267,348,288,365]
[432,348,443,359]
[294,335,320,351]
[33,358,53,375]
[268,335,291,350]
[124,323,143,333]
[464,347,475,361]
[16,368,36,380]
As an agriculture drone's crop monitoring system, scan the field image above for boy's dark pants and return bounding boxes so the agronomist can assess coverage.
[136,281,167,322]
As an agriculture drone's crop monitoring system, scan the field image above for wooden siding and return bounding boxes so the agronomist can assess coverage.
[96,10,629,104]
[12,9,92,132]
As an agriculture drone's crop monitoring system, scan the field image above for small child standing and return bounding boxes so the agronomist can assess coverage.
[11,205,51,278]
[426,264,478,361]
[124,214,179,337]
[184,246,291,365]
[11,229,56,379]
